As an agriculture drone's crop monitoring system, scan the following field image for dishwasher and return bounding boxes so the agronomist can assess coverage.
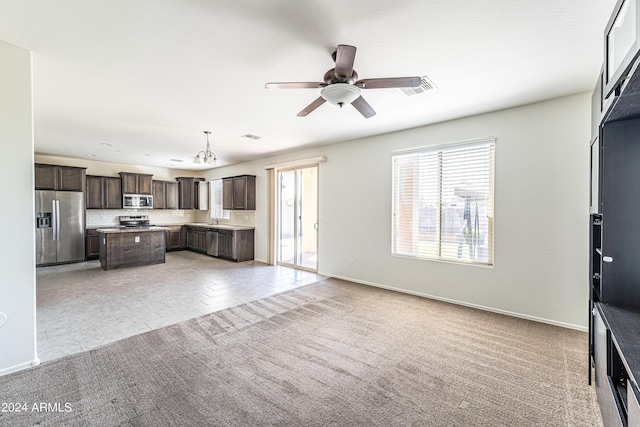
[206,230,218,256]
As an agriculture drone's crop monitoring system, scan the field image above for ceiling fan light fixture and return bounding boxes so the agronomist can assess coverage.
[320,83,361,107]
[193,131,217,166]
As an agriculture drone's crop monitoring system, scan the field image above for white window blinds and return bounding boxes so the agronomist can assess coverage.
[392,139,495,266]
[210,179,230,220]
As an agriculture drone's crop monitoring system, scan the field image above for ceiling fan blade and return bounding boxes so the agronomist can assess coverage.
[334,44,357,79]
[265,82,326,89]
[355,77,422,89]
[297,97,326,117]
[351,96,376,118]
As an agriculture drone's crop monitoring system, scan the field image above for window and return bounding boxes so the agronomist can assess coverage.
[210,179,230,220]
[392,139,495,266]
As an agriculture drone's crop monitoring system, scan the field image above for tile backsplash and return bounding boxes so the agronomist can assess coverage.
[86,209,255,228]
[217,210,255,227]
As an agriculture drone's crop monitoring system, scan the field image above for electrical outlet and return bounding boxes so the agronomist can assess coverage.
[349,259,355,268]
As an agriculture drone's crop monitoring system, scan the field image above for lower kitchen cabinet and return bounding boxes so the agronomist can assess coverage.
[165,226,184,251]
[218,232,234,259]
[217,229,254,262]
[194,230,206,253]
[85,229,100,260]
[185,226,254,261]
[185,226,207,253]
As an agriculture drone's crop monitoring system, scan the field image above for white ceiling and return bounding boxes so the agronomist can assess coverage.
[0,0,615,170]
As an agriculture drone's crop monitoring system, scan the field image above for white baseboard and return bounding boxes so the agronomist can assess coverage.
[0,357,40,377]
[319,272,588,332]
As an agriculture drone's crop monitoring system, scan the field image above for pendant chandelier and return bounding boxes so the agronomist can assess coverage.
[193,130,217,165]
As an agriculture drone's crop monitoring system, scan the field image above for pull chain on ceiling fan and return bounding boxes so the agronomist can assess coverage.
[265,44,421,118]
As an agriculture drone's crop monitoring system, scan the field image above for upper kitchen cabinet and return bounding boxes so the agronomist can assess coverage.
[196,181,209,211]
[119,172,153,195]
[86,175,122,209]
[152,180,179,210]
[35,164,86,191]
[176,177,207,210]
[223,175,256,210]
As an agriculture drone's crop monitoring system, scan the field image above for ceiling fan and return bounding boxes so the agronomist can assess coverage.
[265,44,421,118]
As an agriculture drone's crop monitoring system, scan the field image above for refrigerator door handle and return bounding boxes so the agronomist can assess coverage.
[52,199,57,241]
[56,199,61,241]
[54,199,60,241]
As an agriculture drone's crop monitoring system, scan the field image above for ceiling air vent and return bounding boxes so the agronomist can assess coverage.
[398,76,436,97]
[241,134,262,140]
[169,158,184,163]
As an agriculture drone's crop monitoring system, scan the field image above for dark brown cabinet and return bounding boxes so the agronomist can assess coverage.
[166,182,178,209]
[100,230,165,270]
[177,177,206,210]
[217,229,254,262]
[85,229,100,260]
[120,172,153,194]
[194,230,207,252]
[218,231,233,259]
[165,225,184,251]
[152,180,165,209]
[152,181,179,210]
[222,175,256,210]
[86,175,122,209]
[185,226,254,261]
[104,178,122,208]
[35,164,85,191]
[185,226,207,252]
[222,178,233,210]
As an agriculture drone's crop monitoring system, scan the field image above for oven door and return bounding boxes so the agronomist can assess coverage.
[138,195,153,209]
[123,194,138,208]
[123,195,153,209]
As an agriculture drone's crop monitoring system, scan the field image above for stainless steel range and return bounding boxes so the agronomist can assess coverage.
[119,215,151,228]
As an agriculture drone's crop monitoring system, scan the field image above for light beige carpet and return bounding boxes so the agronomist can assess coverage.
[0,278,602,426]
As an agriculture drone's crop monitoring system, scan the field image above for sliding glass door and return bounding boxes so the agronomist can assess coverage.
[278,166,318,271]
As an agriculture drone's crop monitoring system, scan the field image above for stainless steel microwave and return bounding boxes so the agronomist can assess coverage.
[123,194,153,209]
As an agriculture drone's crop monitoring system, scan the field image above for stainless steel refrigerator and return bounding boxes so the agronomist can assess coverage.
[35,190,84,266]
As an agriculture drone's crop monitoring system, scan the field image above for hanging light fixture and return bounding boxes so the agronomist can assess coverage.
[320,83,361,107]
[193,130,217,165]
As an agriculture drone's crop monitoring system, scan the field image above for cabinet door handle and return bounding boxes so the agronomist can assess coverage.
[603,256,614,263]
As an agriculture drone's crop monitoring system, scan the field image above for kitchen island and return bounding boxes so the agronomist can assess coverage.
[97,227,168,270]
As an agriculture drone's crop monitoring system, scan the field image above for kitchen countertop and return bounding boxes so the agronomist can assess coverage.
[183,223,255,231]
[88,223,255,231]
[96,226,169,234]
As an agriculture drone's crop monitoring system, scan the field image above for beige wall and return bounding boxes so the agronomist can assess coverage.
[0,40,38,375]
[209,92,591,330]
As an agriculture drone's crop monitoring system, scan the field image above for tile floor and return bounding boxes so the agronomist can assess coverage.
[36,251,324,362]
